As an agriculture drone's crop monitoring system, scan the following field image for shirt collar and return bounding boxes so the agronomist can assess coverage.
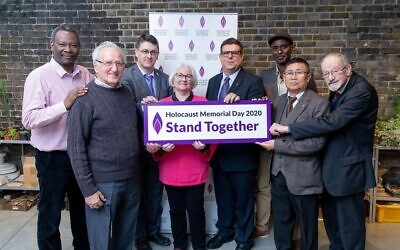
[223,68,240,83]
[137,63,154,77]
[94,78,121,88]
[288,90,305,100]
[50,58,80,77]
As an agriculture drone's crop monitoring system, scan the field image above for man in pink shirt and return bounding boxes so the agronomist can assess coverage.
[22,24,92,250]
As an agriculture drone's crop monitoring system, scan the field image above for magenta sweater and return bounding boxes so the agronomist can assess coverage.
[154,95,216,186]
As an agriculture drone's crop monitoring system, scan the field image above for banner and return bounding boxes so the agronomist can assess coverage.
[144,101,272,144]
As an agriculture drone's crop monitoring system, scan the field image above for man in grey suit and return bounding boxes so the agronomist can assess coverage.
[257,58,329,250]
[254,32,318,239]
[270,53,378,250]
[120,34,172,250]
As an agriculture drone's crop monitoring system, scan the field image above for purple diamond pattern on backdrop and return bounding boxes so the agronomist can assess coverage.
[179,16,184,27]
[200,16,205,28]
[168,40,174,51]
[158,16,163,27]
[189,40,194,52]
[199,66,205,77]
[153,112,163,134]
[221,16,226,28]
[210,41,215,51]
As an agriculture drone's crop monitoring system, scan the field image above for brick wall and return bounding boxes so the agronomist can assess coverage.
[0,0,399,128]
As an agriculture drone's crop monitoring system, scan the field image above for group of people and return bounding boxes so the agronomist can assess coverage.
[21,23,378,250]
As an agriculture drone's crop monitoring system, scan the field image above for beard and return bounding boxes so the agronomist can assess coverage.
[328,81,344,92]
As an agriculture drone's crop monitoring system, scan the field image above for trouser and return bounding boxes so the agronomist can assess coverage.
[271,172,319,250]
[136,156,164,242]
[35,149,89,250]
[321,191,366,250]
[213,167,256,247]
[85,178,140,250]
[165,184,206,250]
[255,150,272,232]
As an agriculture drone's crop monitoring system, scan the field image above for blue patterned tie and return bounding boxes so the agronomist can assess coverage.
[144,74,155,96]
[218,76,230,100]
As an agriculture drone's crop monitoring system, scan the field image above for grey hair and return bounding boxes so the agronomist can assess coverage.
[92,41,127,65]
[322,52,350,67]
[169,63,198,89]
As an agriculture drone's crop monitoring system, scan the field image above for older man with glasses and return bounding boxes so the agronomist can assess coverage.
[270,52,378,250]
[67,41,141,250]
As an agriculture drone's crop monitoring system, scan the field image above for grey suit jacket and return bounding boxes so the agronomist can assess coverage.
[269,89,329,195]
[259,66,318,102]
[120,63,172,105]
[120,63,172,146]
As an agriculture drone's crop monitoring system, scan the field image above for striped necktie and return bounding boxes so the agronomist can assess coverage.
[218,76,230,101]
[144,74,155,96]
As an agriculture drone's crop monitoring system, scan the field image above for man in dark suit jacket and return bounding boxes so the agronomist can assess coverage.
[270,52,378,250]
[257,58,329,250]
[205,38,264,250]
[120,34,172,250]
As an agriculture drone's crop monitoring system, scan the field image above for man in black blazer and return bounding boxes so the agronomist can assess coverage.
[206,38,264,250]
[120,34,172,250]
[257,58,329,250]
[270,52,378,250]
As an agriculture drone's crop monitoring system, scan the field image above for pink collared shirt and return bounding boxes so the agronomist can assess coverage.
[22,58,93,151]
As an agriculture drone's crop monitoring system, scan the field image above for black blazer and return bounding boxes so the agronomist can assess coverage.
[206,69,265,172]
[289,72,378,196]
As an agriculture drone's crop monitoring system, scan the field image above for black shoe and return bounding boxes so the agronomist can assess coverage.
[206,234,235,249]
[135,241,152,250]
[235,243,253,250]
[148,233,171,246]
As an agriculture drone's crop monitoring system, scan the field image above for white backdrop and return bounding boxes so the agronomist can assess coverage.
[149,12,238,234]
[149,12,238,96]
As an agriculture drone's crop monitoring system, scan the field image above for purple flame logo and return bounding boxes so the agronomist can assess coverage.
[199,66,205,77]
[168,40,174,51]
[210,41,215,52]
[158,16,163,27]
[207,183,213,193]
[200,16,205,28]
[159,65,164,72]
[189,40,194,52]
[221,16,226,28]
[153,113,163,134]
[179,16,184,27]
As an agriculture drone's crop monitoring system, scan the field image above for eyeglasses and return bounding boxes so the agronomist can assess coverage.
[139,49,159,56]
[175,73,193,80]
[322,66,347,78]
[96,60,125,69]
[221,50,242,57]
[284,71,309,77]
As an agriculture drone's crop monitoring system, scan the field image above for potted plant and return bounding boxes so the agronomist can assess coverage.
[4,127,19,140]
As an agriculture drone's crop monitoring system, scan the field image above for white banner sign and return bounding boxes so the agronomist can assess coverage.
[144,101,272,144]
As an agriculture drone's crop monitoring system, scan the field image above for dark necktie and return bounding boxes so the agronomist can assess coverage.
[218,76,230,101]
[144,74,155,96]
[287,96,297,115]
[330,92,341,110]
